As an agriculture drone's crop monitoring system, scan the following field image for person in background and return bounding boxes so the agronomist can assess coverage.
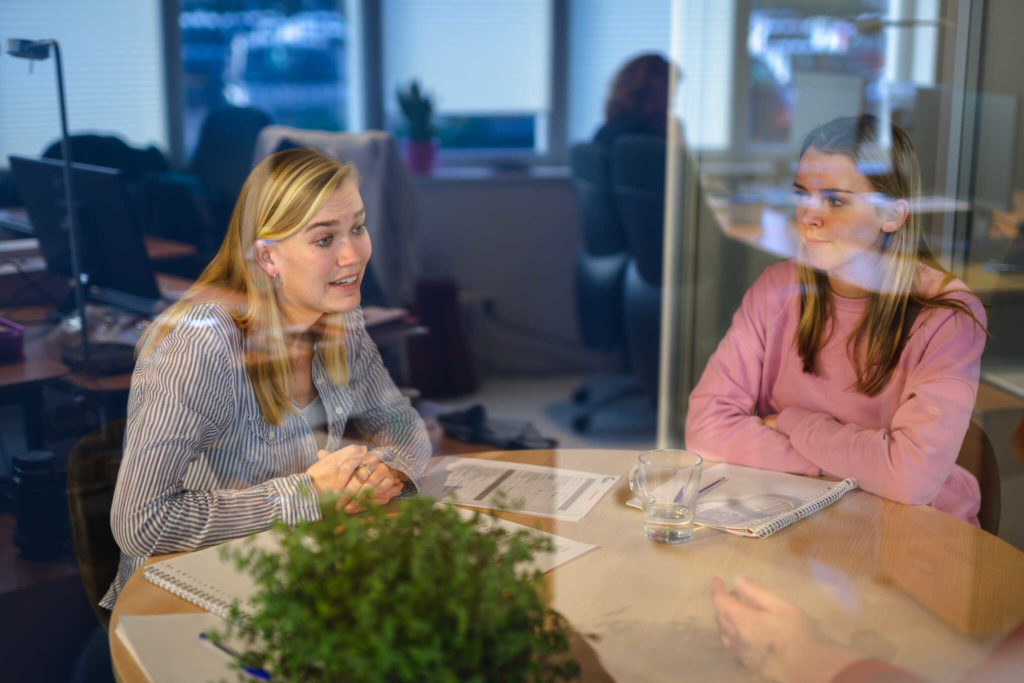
[710,575,1023,682]
[102,147,431,609]
[685,115,987,524]
[593,53,672,147]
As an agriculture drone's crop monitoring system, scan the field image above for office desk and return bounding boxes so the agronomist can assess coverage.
[0,309,69,449]
[110,449,1024,682]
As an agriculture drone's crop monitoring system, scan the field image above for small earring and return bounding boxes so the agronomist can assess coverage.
[271,272,280,285]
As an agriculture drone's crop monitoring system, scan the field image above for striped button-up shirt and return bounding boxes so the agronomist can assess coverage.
[100,303,431,608]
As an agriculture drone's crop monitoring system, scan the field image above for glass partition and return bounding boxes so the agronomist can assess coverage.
[661,0,1024,551]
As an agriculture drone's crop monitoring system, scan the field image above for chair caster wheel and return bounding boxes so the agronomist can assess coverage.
[572,414,590,432]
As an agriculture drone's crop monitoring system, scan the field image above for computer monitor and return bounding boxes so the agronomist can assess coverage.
[8,155,162,313]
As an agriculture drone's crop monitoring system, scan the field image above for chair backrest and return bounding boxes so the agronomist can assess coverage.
[569,142,630,351]
[189,106,273,235]
[569,142,629,256]
[955,419,1001,534]
[611,135,667,285]
[67,419,126,630]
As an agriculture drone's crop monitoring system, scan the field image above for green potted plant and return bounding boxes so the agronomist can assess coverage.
[213,495,580,682]
[397,79,437,174]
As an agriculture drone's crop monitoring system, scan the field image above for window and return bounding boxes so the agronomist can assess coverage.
[381,0,552,155]
[179,1,355,158]
[566,0,672,145]
[0,0,166,166]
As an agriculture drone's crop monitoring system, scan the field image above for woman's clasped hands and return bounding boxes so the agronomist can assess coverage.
[306,444,405,513]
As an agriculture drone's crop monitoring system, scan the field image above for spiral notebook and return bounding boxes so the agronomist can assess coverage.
[144,513,595,617]
[692,463,857,538]
[143,531,280,618]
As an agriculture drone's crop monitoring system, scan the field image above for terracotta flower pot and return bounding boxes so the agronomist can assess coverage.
[403,138,438,175]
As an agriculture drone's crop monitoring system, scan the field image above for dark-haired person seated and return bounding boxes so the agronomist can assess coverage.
[101,147,430,609]
[593,53,671,146]
[686,115,987,524]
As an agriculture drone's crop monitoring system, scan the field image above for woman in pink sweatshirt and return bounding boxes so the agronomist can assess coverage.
[685,115,987,524]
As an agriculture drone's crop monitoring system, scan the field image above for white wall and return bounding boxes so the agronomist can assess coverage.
[414,174,615,375]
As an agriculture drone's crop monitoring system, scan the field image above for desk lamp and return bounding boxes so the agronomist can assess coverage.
[6,38,133,374]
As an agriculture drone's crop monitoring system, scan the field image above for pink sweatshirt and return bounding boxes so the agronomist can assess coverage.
[685,261,986,524]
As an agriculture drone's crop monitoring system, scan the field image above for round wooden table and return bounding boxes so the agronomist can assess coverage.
[111,449,1024,682]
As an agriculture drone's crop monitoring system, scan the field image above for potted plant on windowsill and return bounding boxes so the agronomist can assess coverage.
[397,79,437,175]
[213,495,580,682]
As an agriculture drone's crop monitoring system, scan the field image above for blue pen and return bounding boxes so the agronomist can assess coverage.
[199,632,271,680]
[675,475,727,504]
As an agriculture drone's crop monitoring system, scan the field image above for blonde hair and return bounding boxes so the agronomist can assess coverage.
[138,147,359,425]
[794,115,985,396]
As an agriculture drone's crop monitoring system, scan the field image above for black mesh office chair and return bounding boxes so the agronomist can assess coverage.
[612,135,667,404]
[568,142,634,431]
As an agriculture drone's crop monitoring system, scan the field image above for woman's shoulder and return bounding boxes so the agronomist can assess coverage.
[592,116,662,146]
[916,263,986,317]
[913,263,987,332]
[149,301,243,357]
[749,261,800,301]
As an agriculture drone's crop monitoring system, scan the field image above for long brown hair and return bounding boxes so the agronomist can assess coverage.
[794,115,985,396]
[137,148,358,425]
[604,53,672,135]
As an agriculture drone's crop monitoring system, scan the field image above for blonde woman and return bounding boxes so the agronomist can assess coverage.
[686,115,987,524]
[101,147,430,608]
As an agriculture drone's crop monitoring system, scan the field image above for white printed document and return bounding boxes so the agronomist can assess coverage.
[450,507,598,573]
[421,456,619,522]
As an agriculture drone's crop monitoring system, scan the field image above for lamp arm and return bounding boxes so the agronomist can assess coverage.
[49,39,91,365]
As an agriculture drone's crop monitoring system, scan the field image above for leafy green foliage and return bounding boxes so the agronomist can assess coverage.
[214,496,579,682]
[396,80,435,141]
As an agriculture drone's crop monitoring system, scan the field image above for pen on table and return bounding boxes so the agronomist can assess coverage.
[199,632,271,681]
[674,475,727,503]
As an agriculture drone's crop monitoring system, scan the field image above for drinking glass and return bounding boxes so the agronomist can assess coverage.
[629,449,703,543]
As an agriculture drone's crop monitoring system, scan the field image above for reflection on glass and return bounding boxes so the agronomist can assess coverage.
[180,1,350,157]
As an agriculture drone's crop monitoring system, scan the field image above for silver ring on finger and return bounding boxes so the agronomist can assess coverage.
[356,463,374,482]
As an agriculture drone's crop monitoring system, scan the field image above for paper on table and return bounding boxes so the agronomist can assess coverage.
[626,463,856,538]
[115,612,242,683]
[693,463,852,530]
[449,506,598,573]
[420,456,619,522]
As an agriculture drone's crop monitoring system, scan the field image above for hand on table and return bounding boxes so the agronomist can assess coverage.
[344,457,406,513]
[710,576,859,683]
[305,445,380,511]
[306,445,405,513]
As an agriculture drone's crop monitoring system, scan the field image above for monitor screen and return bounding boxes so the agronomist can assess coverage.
[8,155,161,306]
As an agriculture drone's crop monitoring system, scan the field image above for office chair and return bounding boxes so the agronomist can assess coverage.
[190,106,273,239]
[145,106,272,276]
[955,419,1001,535]
[66,418,126,630]
[612,135,668,404]
[568,142,633,431]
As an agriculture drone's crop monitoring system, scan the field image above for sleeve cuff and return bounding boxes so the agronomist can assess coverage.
[373,450,423,494]
[775,406,813,436]
[269,473,322,525]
